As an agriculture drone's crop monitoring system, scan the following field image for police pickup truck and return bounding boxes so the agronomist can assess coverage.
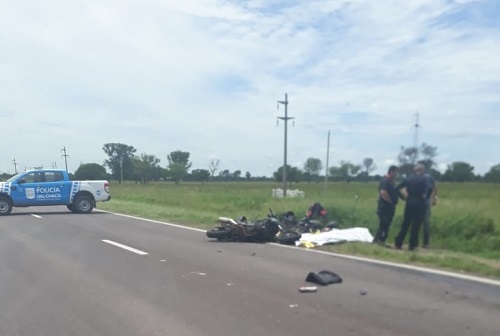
[0,169,110,215]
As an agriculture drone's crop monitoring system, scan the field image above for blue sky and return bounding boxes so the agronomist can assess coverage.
[1,0,499,176]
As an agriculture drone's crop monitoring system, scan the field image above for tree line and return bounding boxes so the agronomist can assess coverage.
[30,142,499,184]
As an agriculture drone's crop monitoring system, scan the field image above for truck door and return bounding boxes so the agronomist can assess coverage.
[14,171,70,206]
[12,171,40,206]
[36,171,71,205]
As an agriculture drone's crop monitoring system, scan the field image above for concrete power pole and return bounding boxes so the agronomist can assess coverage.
[413,112,420,163]
[120,156,124,184]
[61,146,70,172]
[277,93,294,198]
[12,158,18,174]
[324,130,331,191]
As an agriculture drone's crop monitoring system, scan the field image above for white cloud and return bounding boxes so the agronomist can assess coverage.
[1,0,499,176]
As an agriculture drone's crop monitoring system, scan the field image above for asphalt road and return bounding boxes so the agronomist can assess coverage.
[1,207,499,336]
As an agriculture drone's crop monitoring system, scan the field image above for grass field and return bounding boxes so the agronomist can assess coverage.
[98,181,500,278]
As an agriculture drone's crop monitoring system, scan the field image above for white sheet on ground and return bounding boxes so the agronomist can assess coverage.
[295,228,374,247]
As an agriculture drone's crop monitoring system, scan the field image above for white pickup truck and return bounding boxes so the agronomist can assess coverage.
[0,169,110,215]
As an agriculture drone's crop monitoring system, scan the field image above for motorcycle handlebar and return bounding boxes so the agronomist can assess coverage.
[269,208,275,218]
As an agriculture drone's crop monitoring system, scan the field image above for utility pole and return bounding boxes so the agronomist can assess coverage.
[120,156,124,184]
[12,158,18,174]
[277,93,294,198]
[61,146,70,172]
[324,130,331,191]
[413,112,420,163]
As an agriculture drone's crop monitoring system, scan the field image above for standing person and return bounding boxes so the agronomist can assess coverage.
[373,165,400,245]
[422,167,438,248]
[394,163,429,251]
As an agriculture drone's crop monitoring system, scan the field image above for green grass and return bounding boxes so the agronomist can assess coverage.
[319,243,500,278]
[98,181,500,278]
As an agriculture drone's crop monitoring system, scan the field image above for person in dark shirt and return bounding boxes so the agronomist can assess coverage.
[394,163,429,251]
[373,165,400,245]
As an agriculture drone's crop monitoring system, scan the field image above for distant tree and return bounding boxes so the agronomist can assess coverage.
[443,161,475,182]
[303,158,323,181]
[361,158,377,181]
[209,158,220,177]
[74,163,108,180]
[484,163,500,183]
[428,168,442,181]
[273,165,303,185]
[233,170,242,180]
[328,166,343,181]
[245,171,251,180]
[362,158,376,174]
[0,172,14,181]
[103,143,137,183]
[339,161,361,183]
[398,143,437,177]
[191,169,211,183]
[167,150,192,184]
[167,163,186,184]
[397,146,419,177]
[132,153,162,183]
[219,169,231,181]
[419,143,438,170]
[288,167,303,184]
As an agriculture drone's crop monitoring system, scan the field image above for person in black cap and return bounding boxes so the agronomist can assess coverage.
[373,165,400,245]
[394,163,429,251]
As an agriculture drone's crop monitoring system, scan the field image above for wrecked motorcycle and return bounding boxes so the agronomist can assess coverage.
[206,208,301,245]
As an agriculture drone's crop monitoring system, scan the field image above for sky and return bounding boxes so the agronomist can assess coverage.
[1,0,499,177]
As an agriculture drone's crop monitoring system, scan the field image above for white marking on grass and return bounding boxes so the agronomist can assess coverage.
[96,210,500,287]
[102,239,148,255]
[30,214,43,218]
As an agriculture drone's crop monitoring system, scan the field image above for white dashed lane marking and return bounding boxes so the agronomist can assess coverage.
[102,239,149,255]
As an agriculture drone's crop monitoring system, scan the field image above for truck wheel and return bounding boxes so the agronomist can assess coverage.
[73,195,94,214]
[0,196,13,216]
[67,204,78,213]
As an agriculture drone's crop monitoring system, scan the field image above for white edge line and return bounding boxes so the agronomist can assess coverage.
[30,214,43,219]
[102,239,148,255]
[96,210,500,287]
[96,209,205,232]
[271,243,500,287]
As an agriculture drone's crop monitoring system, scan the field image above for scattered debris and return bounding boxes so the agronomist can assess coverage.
[359,290,367,296]
[217,250,222,253]
[227,283,234,286]
[306,270,343,286]
[299,286,318,293]
[289,304,299,308]
[192,272,207,276]
[160,259,166,262]
[251,252,256,256]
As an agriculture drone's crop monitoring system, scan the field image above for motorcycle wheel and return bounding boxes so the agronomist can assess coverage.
[277,231,301,245]
[206,228,232,240]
